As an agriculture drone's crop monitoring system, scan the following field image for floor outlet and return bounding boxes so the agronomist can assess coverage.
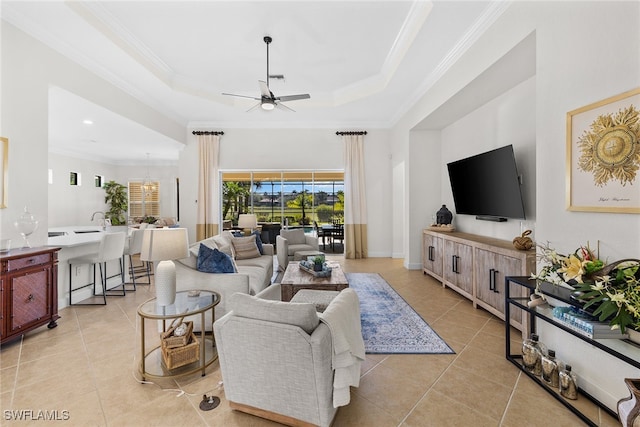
[199,395,220,411]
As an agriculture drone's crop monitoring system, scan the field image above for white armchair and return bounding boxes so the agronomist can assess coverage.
[276,228,319,271]
[214,289,364,427]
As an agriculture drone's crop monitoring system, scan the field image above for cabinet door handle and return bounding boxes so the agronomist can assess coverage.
[493,270,500,293]
[428,246,434,261]
[452,255,459,274]
[489,268,494,290]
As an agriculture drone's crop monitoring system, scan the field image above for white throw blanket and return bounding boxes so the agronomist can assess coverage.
[318,288,366,408]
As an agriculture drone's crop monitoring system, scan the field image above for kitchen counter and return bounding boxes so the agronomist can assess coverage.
[47,226,129,248]
[47,225,131,308]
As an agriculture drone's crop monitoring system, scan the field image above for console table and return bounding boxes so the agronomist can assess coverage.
[1,247,61,344]
[505,276,640,426]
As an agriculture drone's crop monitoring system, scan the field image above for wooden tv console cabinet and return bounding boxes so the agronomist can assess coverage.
[422,229,535,333]
[0,247,61,344]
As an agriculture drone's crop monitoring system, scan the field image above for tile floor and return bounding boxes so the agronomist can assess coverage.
[0,257,621,426]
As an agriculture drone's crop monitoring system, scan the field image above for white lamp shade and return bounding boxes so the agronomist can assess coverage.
[238,214,257,229]
[140,228,189,262]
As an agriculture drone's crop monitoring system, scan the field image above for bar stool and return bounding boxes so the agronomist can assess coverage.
[69,232,127,305]
[123,228,151,290]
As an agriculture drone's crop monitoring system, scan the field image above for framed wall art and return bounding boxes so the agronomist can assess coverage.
[0,137,7,209]
[566,87,640,213]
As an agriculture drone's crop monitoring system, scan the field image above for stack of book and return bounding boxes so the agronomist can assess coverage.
[552,307,629,339]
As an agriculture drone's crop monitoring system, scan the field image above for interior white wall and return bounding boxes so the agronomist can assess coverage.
[391,161,405,259]
[405,130,441,269]
[179,128,392,255]
[534,1,640,260]
[392,0,639,267]
[439,76,536,241]
[48,153,179,227]
[0,22,184,246]
[390,0,640,411]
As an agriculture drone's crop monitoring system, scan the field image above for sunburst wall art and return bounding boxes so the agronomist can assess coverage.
[566,88,640,213]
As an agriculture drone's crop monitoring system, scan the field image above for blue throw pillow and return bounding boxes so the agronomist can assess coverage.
[252,230,264,255]
[196,244,236,273]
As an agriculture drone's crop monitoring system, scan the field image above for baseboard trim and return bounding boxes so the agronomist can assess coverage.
[405,262,422,270]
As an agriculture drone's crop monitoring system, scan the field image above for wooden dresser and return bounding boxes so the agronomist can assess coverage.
[1,246,61,345]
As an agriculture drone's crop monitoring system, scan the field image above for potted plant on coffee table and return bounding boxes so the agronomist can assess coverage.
[313,255,324,272]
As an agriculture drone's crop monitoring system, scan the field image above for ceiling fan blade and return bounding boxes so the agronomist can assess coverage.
[258,81,272,98]
[276,94,310,102]
[222,92,261,101]
[246,102,262,112]
[276,102,296,112]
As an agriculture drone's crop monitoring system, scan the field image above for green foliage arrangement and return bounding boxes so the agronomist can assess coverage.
[103,180,128,225]
[533,242,640,333]
[574,260,640,333]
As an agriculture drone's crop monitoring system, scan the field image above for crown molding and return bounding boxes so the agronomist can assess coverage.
[388,0,512,127]
[187,120,391,131]
[2,2,188,126]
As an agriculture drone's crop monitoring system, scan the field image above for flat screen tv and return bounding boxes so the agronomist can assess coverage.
[447,145,526,221]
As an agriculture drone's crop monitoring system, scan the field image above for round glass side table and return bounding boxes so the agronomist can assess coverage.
[137,290,220,381]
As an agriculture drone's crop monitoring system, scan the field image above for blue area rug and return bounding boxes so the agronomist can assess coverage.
[347,273,454,354]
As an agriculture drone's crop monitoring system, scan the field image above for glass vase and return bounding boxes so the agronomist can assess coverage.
[14,206,38,248]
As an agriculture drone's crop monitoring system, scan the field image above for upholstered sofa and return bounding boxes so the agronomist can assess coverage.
[276,228,319,271]
[214,287,365,427]
[175,231,274,323]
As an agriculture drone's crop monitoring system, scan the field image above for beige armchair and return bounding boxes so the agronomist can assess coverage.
[214,289,364,427]
[276,228,319,271]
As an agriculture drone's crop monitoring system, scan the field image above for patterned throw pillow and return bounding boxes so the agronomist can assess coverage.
[196,244,237,273]
[252,231,264,255]
[231,235,261,260]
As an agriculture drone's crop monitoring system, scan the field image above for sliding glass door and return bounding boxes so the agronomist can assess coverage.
[221,171,344,227]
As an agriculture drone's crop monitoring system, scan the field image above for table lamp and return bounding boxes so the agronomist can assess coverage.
[238,214,257,235]
[140,228,189,306]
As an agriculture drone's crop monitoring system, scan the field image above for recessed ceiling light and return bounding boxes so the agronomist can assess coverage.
[83,119,93,125]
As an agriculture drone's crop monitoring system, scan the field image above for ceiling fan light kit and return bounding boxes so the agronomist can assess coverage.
[223,35,310,112]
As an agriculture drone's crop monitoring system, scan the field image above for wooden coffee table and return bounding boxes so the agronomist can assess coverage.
[280,261,349,302]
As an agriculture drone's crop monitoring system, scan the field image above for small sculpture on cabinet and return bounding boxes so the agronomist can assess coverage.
[436,205,453,225]
[618,378,640,427]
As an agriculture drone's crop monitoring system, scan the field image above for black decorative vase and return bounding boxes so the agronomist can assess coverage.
[436,205,453,225]
[314,262,323,272]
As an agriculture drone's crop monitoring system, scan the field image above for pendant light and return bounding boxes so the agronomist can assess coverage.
[142,153,156,198]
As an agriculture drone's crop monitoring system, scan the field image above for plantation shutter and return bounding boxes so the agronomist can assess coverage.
[128,181,160,218]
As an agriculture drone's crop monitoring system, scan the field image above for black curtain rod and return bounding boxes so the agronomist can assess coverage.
[336,131,367,136]
[192,131,224,135]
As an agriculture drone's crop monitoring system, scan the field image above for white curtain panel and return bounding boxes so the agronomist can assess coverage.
[343,134,368,259]
[197,134,220,240]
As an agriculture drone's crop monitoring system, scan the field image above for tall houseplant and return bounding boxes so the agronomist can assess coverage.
[103,180,128,225]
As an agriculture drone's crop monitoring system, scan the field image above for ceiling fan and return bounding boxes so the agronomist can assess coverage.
[222,36,310,112]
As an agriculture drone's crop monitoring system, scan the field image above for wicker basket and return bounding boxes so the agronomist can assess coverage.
[161,319,194,348]
[161,332,199,369]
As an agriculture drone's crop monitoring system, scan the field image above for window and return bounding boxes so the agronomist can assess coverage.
[129,181,160,218]
[69,172,80,186]
[221,171,344,226]
[94,175,104,188]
